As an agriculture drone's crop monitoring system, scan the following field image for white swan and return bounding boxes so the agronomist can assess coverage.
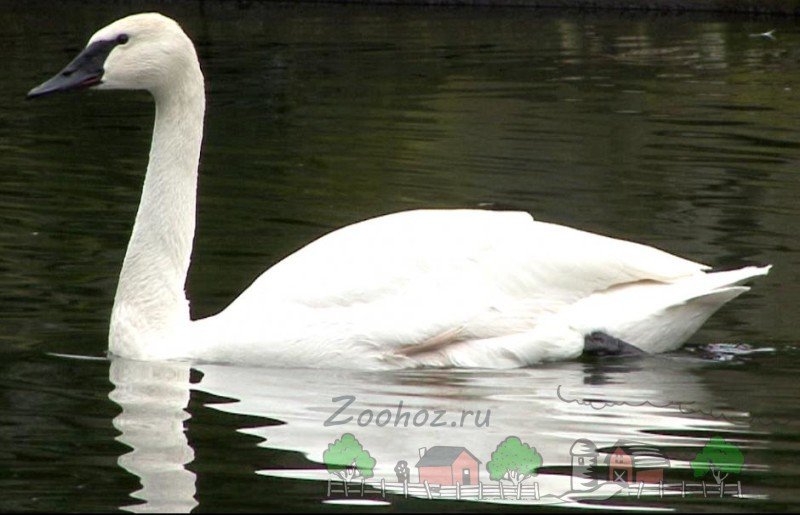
[28,13,770,369]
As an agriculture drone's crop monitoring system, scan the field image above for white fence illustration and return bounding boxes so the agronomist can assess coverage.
[626,480,743,499]
[326,478,743,501]
[327,478,541,500]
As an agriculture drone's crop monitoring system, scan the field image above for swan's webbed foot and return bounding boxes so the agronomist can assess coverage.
[583,331,647,357]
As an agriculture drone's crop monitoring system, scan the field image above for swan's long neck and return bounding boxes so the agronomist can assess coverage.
[109,61,205,359]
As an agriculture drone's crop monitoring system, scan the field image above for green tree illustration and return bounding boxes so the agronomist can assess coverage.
[486,436,543,485]
[691,436,745,484]
[323,433,376,482]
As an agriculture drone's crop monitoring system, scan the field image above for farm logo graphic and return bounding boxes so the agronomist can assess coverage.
[569,438,599,492]
[323,434,746,503]
[325,434,544,501]
[416,445,481,486]
[691,436,744,484]
[566,436,745,500]
[606,440,670,486]
[486,436,542,487]
[568,438,669,500]
[393,460,410,483]
[322,433,376,496]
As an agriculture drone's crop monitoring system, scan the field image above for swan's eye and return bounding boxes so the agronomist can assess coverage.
[116,34,129,45]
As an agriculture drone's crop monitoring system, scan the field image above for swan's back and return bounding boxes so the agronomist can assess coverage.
[230,209,706,310]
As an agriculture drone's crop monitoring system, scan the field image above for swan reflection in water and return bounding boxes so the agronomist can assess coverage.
[108,356,755,512]
[109,359,197,513]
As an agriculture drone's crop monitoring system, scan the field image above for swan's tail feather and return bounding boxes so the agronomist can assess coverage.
[680,285,750,308]
[582,264,771,354]
[679,265,771,303]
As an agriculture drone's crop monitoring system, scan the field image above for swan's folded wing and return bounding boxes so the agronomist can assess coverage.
[217,209,709,355]
[232,209,706,310]
[524,220,709,294]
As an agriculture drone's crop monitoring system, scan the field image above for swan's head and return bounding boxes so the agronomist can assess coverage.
[27,13,198,99]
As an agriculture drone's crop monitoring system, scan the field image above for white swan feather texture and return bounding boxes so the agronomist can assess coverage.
[28,13,771,369]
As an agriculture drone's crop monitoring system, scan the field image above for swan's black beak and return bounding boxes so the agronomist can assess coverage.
[27,39,118,99]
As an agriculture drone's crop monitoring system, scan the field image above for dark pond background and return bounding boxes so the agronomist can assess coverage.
[1,1,799,512]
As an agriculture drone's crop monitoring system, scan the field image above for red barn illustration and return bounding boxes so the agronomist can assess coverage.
[415,446,481,486]
[607,441,669,484]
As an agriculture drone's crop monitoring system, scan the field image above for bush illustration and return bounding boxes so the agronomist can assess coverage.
[486,436,543,485]
[691,436,744,484]
[323,433,376,482]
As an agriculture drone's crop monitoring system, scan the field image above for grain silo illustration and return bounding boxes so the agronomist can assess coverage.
[570,438,599,492]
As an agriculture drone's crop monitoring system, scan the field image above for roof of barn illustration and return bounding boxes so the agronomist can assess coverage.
[415,446,482,467]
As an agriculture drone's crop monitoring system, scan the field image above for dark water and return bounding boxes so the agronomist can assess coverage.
[2,1,799,512]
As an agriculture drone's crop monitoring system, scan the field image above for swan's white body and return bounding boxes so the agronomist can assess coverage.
[33,13,770,369]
